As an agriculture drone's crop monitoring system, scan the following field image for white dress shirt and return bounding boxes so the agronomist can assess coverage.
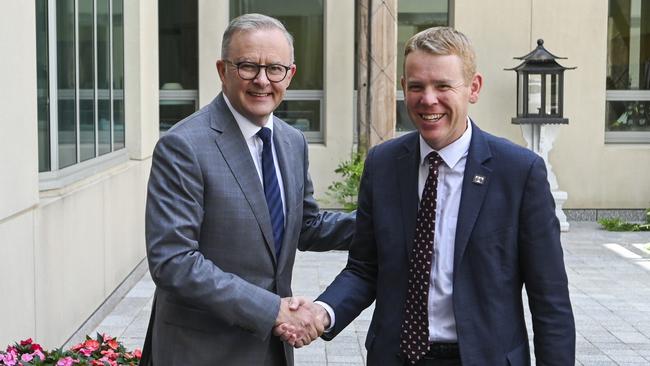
[418,119,472,342]
[223,94,286,218]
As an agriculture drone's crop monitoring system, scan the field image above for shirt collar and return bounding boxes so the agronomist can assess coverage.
[223,94,274,140]
[419,117,472,169]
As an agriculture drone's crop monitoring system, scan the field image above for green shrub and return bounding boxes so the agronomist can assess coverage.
[598,211,650,232]
[326,153,365,212]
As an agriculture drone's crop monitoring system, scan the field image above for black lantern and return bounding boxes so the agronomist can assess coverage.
[506,39,575,124]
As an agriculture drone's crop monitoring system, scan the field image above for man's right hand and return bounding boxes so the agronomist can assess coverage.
[273,297,329,347]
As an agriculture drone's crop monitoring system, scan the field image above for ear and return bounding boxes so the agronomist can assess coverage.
[285,64,297,84]
[468,72,483,104]
[216,60,226,84]
[400,76,406,92]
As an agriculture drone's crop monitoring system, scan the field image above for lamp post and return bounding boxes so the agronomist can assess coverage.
[506,39,575,231]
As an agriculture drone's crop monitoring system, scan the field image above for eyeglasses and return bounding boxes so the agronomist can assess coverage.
[224,60,292,83]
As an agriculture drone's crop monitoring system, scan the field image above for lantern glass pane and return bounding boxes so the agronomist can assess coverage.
[546,74,559,115]
[518,73,524,115]
[528,74,542,115]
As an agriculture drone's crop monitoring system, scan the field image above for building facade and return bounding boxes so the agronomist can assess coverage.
[1,0,648,348]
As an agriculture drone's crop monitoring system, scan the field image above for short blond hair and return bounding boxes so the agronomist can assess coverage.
[404,27,477,83]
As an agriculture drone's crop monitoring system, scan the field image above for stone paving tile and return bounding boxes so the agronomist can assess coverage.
[88,222,650,365]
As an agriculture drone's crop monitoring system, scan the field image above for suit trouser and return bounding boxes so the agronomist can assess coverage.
[411,342,461,366]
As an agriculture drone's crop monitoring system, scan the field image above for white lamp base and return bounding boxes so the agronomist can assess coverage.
[520,124,570,231]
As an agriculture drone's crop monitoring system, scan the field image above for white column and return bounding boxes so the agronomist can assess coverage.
[197,0,229,107]
[124,0,159,160]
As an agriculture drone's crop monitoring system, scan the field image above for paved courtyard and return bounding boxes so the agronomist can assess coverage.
[92,222,650,365]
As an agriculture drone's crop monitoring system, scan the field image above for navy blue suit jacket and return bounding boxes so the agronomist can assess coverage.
[317,122,575,365]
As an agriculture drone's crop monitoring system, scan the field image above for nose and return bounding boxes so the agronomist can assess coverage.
[419,88,438,106]
[252,67,271,87]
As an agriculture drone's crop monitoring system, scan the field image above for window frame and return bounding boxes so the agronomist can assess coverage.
[605,0,650,144]
[39,0,127,187]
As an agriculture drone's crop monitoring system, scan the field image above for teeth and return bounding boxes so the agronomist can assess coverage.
[421,113,444,121]
[250,92,270,97]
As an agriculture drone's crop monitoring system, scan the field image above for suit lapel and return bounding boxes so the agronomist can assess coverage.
[210,94,278,264]
[453,121,492,273]
[397,133,421,258]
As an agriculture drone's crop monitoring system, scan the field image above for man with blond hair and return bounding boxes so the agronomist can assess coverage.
[287,27,575,365]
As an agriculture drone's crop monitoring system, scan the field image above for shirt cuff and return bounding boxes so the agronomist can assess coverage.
[314,301,335,333]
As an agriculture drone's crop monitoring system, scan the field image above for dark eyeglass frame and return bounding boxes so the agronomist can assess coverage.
[224,60,293,83]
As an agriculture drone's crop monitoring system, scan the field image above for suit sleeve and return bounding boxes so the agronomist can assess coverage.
[316,147,379,339]
[519,156,576,364]
[145,132,280,340]
[297,133,356,252]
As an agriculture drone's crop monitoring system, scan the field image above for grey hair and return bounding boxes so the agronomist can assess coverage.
[404,27,477,83]
[221,13,294,62]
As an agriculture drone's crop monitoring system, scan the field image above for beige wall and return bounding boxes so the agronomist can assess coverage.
[0,212,36,346]
[34,163,148,348]
[456,0,650,209]
[0,1,39,220]
[0,0,38,347]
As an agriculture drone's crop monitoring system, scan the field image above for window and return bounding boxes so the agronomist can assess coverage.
[606,0,650,143]
[231,0,324,142]
[396,0,449,132]
[37,0,126,174]
[159,0,198,133]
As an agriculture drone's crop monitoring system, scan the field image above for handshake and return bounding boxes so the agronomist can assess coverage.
[273,297,330,348]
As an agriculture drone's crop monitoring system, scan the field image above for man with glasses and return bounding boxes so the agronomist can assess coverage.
[142,13,354,366]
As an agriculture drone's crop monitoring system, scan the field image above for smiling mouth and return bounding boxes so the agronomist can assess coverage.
[420,113,445,122]
[248,91,272,97]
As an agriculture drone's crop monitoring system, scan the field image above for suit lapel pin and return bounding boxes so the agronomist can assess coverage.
[472,175,486,185]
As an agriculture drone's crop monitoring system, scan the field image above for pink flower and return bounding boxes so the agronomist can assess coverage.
[33,349,46,361]
[20,353,33,362]
[106,339,119,350]
[101,349,118,360]
[19,339,33,346]
[30,343,43,353]
[0,350,18,366]
[56,356,76,366]
[83,339,100,352]
[133,349,142,359]
[101,334,114,342]
[79,348,93,357]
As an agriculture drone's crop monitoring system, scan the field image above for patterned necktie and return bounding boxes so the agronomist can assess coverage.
[256,127,285,257]
[400,151,444,364]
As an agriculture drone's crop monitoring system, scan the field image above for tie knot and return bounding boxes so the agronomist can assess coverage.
[426,151,443,170]
[257,127,272,145]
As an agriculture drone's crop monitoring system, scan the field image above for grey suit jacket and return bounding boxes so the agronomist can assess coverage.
[144,94,355,366]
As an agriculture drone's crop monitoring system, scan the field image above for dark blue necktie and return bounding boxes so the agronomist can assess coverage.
[256,127,285,257]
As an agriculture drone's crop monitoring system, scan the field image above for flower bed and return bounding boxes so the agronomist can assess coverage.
[0,334,141,366]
